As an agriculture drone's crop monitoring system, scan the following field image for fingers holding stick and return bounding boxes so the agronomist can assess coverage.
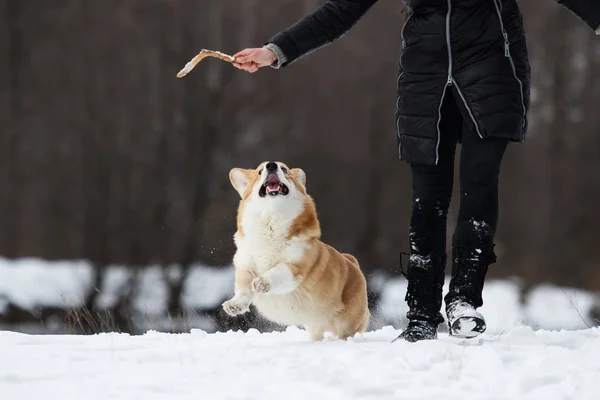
[233,49,253,61]
[177,47,273,77]
[233,61,259,73]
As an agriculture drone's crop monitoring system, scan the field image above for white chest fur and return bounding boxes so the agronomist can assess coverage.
[234,196,308,272]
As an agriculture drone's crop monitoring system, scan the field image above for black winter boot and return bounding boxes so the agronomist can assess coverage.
[446,300,486,338]
[396,320,439,342]
[394,253,446,343]
[445,220,497,338]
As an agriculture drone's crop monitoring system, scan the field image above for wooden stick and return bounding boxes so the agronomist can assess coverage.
[176,49,235,78]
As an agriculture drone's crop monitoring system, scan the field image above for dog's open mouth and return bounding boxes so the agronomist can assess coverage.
[259,174,289,197]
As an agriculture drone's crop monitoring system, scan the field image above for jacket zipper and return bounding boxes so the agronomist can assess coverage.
[397,10,413,158]
[436,0,453,164]
[441,0,484,165]
[445,0,453,88]
[492,0,526,137]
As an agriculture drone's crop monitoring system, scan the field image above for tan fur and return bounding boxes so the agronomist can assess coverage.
[223,161,370,341]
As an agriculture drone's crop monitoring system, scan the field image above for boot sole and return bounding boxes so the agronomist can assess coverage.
[449,316,486,339]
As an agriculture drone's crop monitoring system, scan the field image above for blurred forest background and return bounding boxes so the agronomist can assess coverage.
[1,0,599,334]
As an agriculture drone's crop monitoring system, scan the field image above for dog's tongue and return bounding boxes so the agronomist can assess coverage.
[266,174,280,193]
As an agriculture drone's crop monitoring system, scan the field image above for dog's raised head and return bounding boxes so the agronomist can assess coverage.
[229,161,306,200]
[229,161,320,240]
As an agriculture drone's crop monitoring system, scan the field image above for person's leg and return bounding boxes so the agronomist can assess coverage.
[396,91,461,342]
[444,120,509,338]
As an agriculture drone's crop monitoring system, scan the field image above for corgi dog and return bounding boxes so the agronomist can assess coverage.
[222,161,369,341]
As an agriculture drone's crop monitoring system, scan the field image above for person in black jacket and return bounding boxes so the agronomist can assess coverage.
[232,0,600,342]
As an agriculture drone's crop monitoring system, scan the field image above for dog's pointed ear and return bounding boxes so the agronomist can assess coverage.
[292,168,306,187]
[229,168,253,198]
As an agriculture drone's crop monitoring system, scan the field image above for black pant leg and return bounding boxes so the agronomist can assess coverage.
[405,92,462,323]
[445,120,509,308]
[456,128,508,235]
[409,92,461,257]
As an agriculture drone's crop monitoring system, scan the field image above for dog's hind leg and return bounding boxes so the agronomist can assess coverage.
[333,309,370,340]
[332,318,354,340]
[357,309,370,333]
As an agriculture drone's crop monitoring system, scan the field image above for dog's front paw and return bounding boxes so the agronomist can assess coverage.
[251,277,270,293]
[222,298,250,316]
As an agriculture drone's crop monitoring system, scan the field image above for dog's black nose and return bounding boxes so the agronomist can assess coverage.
[266,162,278,172]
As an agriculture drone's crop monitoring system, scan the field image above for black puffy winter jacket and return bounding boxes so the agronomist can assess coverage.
[267,0,600,165]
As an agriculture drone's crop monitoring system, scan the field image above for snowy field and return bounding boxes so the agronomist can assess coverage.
[0,257,235,317]
[1,326,600,400]
[1,257,598,332]
[1,257,600,399]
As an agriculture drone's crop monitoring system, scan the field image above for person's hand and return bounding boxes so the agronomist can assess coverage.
[233,47,277,73]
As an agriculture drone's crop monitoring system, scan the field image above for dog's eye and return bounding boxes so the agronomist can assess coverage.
[258,169,263,176]
[281,167,287,173]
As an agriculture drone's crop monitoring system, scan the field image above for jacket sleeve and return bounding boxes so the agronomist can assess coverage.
[556,0,600,33]
[265,0,379,67]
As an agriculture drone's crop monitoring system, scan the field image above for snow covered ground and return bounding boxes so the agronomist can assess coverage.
[1,257,598,333]
[377,277,598,333]
[1,257,600,399]
[1,326,599,400]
